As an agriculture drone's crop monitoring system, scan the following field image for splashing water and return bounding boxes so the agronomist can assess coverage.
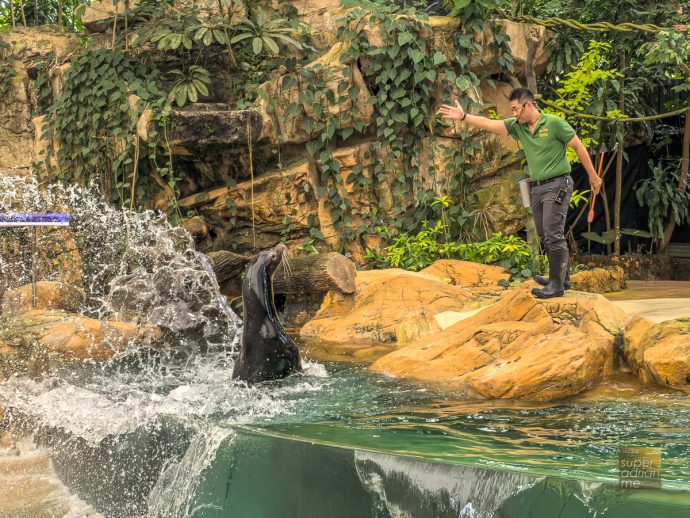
[147,426,234,518]
[0,175,336,517]
[0,175,240,349]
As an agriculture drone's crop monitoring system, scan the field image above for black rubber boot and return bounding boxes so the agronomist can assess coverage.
[532,250,567,299]
[534,264,571,290]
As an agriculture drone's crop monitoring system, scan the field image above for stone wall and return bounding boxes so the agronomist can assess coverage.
[0,28,79,170]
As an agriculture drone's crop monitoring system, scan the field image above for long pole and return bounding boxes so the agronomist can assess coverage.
[32,226,37,308]
[614,51,625,256]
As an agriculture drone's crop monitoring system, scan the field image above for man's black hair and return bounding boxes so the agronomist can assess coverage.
[509,88,536,104]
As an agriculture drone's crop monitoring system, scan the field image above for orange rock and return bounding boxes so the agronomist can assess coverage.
[2,282,85,314]
[300,269,472,344]
[624,318,690,391]
[420,259,510,291]
[570,267,626,293]
[0,309,160,379]
[370,287,628,401]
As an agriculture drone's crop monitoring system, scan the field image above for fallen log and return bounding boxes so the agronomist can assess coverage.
[208,250,356,297]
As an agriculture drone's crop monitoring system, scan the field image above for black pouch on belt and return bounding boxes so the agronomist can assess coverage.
[555,187,566,204]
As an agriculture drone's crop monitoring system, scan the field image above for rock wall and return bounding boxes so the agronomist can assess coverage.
[0,5,551,265]
[0,28,79,170]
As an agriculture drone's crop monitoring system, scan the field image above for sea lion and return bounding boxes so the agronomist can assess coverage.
[232,243,302,383]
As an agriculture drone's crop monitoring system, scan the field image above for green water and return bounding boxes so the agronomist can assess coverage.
[7,344,690,517]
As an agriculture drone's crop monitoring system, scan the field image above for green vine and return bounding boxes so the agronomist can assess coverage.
[41,48,168,208]
[267,0,514,251]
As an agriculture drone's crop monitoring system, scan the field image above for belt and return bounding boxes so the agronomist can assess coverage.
[532,173,570,186]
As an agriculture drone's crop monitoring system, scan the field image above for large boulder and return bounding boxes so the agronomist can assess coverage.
[420,259,510,293]
[0,309,161,380]
[370,288,629,401]
[623,316,690,392]
[300,269,473,344]
[571,266,626,294]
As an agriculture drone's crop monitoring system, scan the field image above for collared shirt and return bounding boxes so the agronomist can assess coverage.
[503,113,576,182]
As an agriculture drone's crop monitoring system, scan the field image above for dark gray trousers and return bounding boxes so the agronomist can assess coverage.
[531,174,573,257]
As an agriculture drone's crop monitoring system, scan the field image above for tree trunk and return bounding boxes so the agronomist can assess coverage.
[19,0,27,26]
[614,51,625,256]
[10,0,16,28]
[525,29,539,95]
[658,96,690,253]
[209,251,357,297]
[57,0,63,28]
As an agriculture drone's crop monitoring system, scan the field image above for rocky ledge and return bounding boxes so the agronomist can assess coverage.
[300,260,689,401]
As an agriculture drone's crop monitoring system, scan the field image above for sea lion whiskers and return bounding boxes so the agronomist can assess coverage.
[281,249,293,279]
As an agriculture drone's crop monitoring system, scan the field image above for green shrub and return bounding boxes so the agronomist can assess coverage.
[365,223,544,282]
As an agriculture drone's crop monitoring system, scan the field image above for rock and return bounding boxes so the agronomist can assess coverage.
[420,259,510,291]
[369,287,629,401]
[0,309,161,380]
[300,269,472,344]
[485,20,551,80]
[623,317,690,392]
[271,0,349,50]
[570,267,626,293]
[165,107,263,148]
[0,28,79,169]
[178,142,393,259]
[256,44,374,145]
[2,282,85,314]
[0,224,84,315]
[82,0,138,32]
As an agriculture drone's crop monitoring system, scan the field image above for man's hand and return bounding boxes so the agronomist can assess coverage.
[437,100,465,121]
[589,173,602,196]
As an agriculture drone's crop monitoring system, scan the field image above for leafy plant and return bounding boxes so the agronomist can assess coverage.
[442,232,544,282]
[366,221,543,282]
[168,65,211,107]
[231,10,307,56]
[570,189,590,208]
[635,159,690,240]
[42,48,168,208]
[542,40,621,160]
[365,220,445,271]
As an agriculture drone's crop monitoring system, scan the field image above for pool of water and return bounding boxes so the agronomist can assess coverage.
[2,339,690,517]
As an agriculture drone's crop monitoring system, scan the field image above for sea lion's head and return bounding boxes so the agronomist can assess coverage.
[257,243,287,278]
[243,243,288,306]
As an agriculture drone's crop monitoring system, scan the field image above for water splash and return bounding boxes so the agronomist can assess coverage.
[0,175,240,351]
[147,426,233,518]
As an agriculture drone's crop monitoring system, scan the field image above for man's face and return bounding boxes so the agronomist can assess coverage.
[510,100,532,122]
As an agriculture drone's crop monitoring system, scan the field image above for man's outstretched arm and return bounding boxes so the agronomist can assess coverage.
[437,100,509,136]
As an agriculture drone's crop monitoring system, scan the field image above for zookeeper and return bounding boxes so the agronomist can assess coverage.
[438,87,602,299]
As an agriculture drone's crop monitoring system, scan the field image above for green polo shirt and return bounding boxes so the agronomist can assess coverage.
[503,113,576,182]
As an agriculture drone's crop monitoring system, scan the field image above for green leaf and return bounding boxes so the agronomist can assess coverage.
[263,36,280,55]
[252,37,263,55]
[433,51,446,65]
[398,32,414,46]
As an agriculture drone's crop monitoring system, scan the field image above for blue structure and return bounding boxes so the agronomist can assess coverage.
[0,212,71,307]
[0,213,70,227]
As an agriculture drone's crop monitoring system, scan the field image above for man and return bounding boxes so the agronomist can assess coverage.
[437,88,602,299]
